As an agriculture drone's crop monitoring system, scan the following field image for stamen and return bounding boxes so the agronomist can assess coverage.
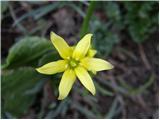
[68,58,79,68]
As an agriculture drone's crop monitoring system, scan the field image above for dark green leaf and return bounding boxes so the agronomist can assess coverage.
[38,51,60,66]
[105,97,121,119]
[124,2,158,43]
[45,99,70,118]
[105,2,124,29]
[90,16,120,56]
[3,36,54,69]
[2,67,44,117]
[94,81,114,96]
[1,1,8,13]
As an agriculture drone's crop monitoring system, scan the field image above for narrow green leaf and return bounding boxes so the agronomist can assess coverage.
[94,81,114,96]
[80,1,96,37]
[45,99,69,118]
[68,3,86,18]
[13,2,64,26]
[105,98,120,119]
[130,74,155,95]
[72,101,97,118]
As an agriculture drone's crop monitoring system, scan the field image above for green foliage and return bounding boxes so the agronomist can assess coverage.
[105,1,158,43]
[2,67,44,117]
[72,101,97,118]
[90,2,122,56]
[124,1,158,43]
[1,1,9,20]
[94,81,114,96]
[68,3,86,18]
[38,52,60,66]
[91,1,158,56]
[45,99,70,118]
[3,36,53,69]
[118,74,155,96]
[80,1,96,37]
[13,2,65,27]
[13,2,85,30]
[91,19,119,56]
[105,98,120,119]
[1,36,55,117]
[1,36,57,118]
[105,2,124,30]
[1,1,8,13]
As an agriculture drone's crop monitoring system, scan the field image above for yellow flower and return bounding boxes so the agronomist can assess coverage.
[36,32,114,100]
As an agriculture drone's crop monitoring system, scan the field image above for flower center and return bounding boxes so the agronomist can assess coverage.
[68,58,79,68]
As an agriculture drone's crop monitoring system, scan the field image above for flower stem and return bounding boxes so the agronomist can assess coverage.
[80,1,96,38]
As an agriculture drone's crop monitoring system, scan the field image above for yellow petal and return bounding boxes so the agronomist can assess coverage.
[87,49,97,57]
[50,32,71,59]
[81,58,114,72]
[72,34,93,60]
[75,66,95,95]
[36,60,68,75]
[58,69,76,100]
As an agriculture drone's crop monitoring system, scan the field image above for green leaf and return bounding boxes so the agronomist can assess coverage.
[124,2,158,43]
[3,36,54,69]
[72,101,97,118]
[2,67,45,117]
[38,51,60,66]
[118,74,155,95]
[90,17,120,57]
[91,20,119,56]
[13,2,67,27]
[105,98,121,119]
[80,1,96,37]
[105,2,124,30]
[129,74,155,95]
[1,1,8,13]
[45,99,70,118]
[67,3,86,18]
[106,2,120,21]
[94,81,114,96]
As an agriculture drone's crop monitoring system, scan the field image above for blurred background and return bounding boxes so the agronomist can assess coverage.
[1,1,159,119]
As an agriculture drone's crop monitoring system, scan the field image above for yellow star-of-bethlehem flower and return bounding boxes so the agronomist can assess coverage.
[36,32,114,100]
